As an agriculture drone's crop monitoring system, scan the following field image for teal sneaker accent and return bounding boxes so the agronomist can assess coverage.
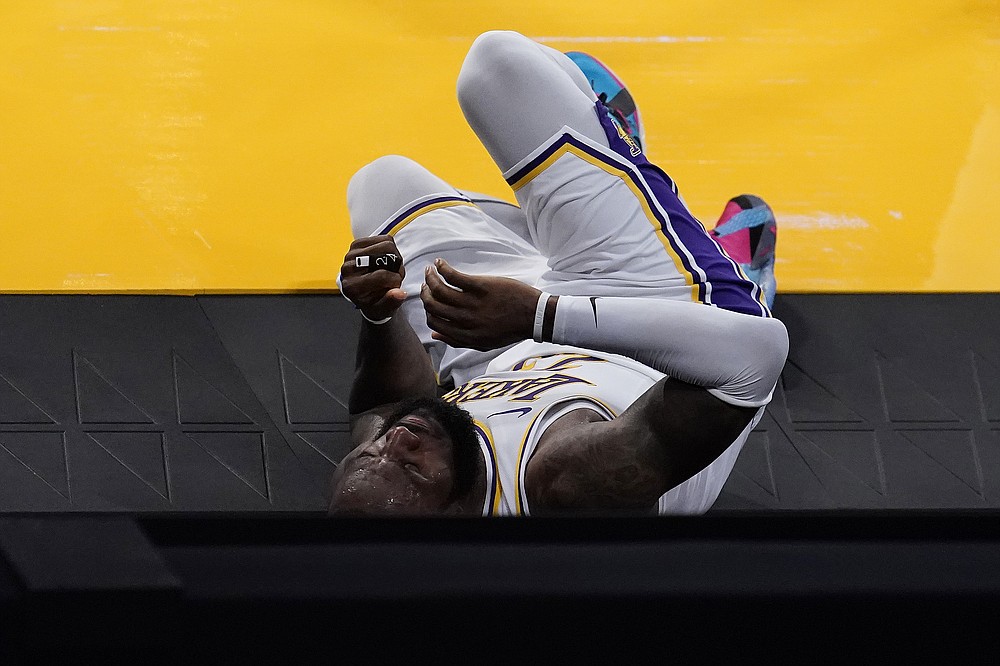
[566,51,644,151]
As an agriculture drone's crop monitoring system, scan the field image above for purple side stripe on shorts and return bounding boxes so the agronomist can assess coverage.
[591,102,769,317]
[505,106,769,317]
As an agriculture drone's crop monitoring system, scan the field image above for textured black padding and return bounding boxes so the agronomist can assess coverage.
[0,295,353,511]
[2,513,1000,660]
[721,293,1000,510]
[0,293,997,511]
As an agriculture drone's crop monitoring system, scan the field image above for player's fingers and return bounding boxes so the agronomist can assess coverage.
[429,330,463,348]
[423,265,468,306]
[354,268,403,292]
[342,271,402,308]
[425,312,459,341]
[420,283,471,324]
[345,238,403,274]
[344,236,390,269]
[370,288,407,312]
[433,259,481,293]
[426,310,477,344]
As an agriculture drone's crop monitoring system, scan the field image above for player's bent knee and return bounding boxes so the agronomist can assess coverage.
[348,155,422,195]
[347,155,454,238]
[458,30,534,110]
[347,155,412,236]
[465,30,530,65]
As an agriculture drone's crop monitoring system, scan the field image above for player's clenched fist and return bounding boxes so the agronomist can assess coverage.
[340,235,407,323]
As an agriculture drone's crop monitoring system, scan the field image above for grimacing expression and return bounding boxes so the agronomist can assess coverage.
[329,408,458,515]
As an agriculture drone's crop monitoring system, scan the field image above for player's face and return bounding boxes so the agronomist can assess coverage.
[329,410,456,514]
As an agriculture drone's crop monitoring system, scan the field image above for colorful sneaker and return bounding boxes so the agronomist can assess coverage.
[566,51,645,152]
[711,194,777,309]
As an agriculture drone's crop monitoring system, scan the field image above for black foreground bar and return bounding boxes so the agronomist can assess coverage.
[2,512,1000,661]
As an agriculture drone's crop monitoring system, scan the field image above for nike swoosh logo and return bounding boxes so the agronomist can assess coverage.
[487,407,533,418]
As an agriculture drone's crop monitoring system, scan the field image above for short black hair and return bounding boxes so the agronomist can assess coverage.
[378,397,480,503]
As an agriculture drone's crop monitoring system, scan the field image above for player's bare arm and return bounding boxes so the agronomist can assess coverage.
[423,258,789,407]
[340,236,438,445]
[423,257,787,511]
[524,379,758,512]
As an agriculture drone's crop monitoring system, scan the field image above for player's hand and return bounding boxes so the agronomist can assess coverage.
[421,259,540,351]
[340,235,407,322]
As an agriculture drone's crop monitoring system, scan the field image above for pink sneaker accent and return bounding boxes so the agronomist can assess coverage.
[713,200,754,263]
[712,201,753,264]
[718,200,744,223]
[714,229,752,263]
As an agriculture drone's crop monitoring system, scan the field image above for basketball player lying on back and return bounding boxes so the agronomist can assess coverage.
[328,31,788,515]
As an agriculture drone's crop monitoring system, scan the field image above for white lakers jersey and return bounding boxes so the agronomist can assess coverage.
[443,341,763,516]
[442,342,660,516]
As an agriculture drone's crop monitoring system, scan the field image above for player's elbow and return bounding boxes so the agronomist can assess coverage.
[727,318,789,405]
[761,318,790,385]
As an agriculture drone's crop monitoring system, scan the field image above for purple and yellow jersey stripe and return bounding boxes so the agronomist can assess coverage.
[513,409,546,516]
[474,420,503,516]
[505,102,770,318]
[376,195,477,237]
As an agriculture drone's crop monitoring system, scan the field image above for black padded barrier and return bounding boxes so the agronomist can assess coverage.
[1,513,1000,661]
[0,293,998,511]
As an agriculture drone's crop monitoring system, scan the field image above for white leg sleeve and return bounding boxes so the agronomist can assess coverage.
[457,30,608,172]
[346,155,461,238]
[552,295,789,407]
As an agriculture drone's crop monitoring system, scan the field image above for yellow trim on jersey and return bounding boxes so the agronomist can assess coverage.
[582,396,619,419]
[513,409,548,516]
[475,419,504,517]
[383,199,477,237]
[509,143,698,303]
